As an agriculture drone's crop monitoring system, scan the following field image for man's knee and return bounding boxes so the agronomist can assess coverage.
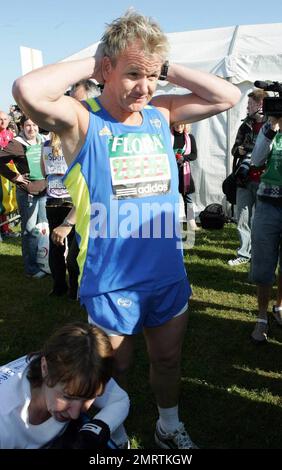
[150,349,181,372]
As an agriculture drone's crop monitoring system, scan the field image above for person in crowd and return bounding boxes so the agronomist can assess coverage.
[49,80,101,298]
[0,322,129,449]
[250,116,282,343]
[0,111,13,147]
[171,122,199,230]
[69,79,100,101]
[228,89,268,266]
[13,10,240,449]
[41,132,79,298]
[7,120,19,137]
[0,110,19,239]
[15,115,48,278]
[0,115,47,277]
[51,205,79,301]
[9,104,22,124]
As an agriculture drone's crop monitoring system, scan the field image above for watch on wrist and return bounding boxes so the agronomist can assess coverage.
[159,60,169,81]
[62,219,75,228]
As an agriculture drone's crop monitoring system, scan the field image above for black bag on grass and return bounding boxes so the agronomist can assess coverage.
[199,203,225,229]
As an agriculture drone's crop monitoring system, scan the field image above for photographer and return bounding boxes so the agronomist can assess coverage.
[250,116,282,342]
[228,89,268,266]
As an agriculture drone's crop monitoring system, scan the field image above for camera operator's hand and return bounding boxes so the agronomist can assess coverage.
[73,419,110,449]
[238,145,247,156]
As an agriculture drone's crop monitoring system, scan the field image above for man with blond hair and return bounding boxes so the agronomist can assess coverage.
[13,10,240,449]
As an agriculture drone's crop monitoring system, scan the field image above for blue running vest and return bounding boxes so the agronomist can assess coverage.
[64,99,187,297]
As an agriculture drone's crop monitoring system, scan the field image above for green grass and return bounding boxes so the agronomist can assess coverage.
[0,224,281,449]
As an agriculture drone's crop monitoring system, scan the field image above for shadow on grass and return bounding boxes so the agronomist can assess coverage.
[181,380,282,449]
[185,261,255,296]
[126,312,282,449]
[190,297,257,315]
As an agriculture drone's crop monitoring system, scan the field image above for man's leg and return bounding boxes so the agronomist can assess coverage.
[252,283,272,341]
[257,284,272,320]
[17,190,41,275]
[143,312,188,408]
[108,334,135,448]
[236,186,252,258]
[109,334,135,390]
[250,200,282,342]
[143,312,197,449]
[273,272,282,326]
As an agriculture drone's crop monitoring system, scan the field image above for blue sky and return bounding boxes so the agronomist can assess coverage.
[1,0,282,112]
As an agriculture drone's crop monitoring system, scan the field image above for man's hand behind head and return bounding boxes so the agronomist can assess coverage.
[93,43,105,85]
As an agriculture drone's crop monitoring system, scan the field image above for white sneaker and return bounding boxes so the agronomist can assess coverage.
[251,318,268,343]
[32,271,46,279]
[228,256,249,266]
[155,422,198,449]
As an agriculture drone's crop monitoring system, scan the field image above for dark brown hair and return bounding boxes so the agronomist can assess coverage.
[19,114,30,128]
[27,322,113,398]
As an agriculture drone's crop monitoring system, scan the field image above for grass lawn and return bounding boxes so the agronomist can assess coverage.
[0,223,281,449]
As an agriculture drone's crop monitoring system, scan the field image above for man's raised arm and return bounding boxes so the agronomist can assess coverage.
[152,64,241,125]
[12,55,102,134]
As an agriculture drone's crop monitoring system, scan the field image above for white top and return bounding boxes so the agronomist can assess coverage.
[0,356,129,449]
[42,143,70,198]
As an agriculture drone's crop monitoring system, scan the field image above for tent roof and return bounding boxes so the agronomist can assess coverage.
[62,22,282,82]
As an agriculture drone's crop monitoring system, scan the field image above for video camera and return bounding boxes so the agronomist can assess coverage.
[254,80,282,117]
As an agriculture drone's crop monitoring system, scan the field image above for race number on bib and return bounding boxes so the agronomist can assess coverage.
[109,133,171,199]
[48,175,69,198]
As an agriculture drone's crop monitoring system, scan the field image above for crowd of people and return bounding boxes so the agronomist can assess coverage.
[0,9,281,450]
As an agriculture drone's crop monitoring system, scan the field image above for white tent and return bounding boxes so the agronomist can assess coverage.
[62,23,282,215]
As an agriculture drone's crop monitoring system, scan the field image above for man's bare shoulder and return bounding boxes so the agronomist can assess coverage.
[150,95,171,123]
[60,102,90,166]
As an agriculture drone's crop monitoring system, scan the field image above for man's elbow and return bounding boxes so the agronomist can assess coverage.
[12,77,34,110]
[12,77,24,104]
[227,87,241,109]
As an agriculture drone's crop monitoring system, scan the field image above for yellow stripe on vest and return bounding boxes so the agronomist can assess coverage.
[85,98,101,113]
[64,163,91,284]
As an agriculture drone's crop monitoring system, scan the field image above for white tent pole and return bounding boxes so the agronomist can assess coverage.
[227,25,239,56]
[225,25,240,176]
[225,107,231,177]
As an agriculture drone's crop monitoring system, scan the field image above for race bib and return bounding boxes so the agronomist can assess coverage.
[43,148,68,175]
[0,356,27,385]
[109,133,171,199]
[47,174,69,198]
